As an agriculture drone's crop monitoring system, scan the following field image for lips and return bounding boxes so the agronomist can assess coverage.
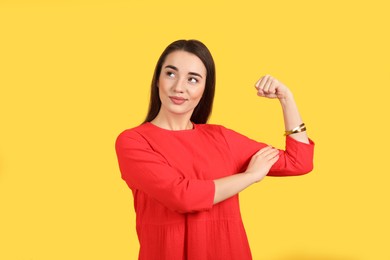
[169,96,187,105]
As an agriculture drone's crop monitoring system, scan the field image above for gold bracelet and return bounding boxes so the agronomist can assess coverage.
[284,123,306,136]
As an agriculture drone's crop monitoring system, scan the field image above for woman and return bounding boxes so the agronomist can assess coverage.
[115,39,314,260]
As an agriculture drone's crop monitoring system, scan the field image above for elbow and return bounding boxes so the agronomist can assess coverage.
[297,163,314,175]
[294,159,314,175]
[172,202,195,214]
[288,150,315,175]
[281,137,315,176]
[164,179,214,213]
[288,156,314,175]
[166,190,213,214]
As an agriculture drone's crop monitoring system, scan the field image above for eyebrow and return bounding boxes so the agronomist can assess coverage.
[164,65,203,78]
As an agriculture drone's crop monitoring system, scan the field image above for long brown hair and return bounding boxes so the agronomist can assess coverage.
[144,39,216,124]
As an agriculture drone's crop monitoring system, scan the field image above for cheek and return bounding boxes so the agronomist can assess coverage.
[191,85,206,100]
[158,79,170,94]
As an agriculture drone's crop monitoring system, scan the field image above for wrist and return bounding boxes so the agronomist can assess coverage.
[279,91,295,106]
[243,171,264,184]
[279,90,294,103]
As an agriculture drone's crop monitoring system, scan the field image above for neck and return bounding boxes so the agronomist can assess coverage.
[151,112,193,131]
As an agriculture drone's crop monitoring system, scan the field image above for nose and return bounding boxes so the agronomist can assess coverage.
[172,78,185,93]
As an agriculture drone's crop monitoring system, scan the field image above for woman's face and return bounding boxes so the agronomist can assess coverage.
[157,50,207,119]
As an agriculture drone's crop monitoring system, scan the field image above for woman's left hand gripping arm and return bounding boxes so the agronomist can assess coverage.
[255,75,310,144]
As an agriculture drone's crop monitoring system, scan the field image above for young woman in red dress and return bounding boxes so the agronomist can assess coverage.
[115,39,314,260]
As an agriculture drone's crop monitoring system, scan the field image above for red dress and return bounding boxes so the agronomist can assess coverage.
[115,123,314,260]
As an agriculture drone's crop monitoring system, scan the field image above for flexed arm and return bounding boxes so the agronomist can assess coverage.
[116,130,280,209]
[214,76,314,203]
[255,75,309,144]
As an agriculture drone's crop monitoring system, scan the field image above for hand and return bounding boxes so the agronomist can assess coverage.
[255,75,292,100]
[245,146,280,182]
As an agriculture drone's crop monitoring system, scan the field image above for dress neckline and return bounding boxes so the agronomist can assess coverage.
[145,122,197,133]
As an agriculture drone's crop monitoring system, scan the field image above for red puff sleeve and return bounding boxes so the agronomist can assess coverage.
[220,126,315,176]
[269,135,315,176]
[115,130,215,214]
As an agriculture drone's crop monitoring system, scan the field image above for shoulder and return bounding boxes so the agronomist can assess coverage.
[196,123,242,136]
[115,123,151,148]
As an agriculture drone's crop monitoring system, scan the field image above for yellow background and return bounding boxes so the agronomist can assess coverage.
[1,0,389,259]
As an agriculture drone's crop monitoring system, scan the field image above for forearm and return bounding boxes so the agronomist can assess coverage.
[213,173,256,204]
[279,91,309,144]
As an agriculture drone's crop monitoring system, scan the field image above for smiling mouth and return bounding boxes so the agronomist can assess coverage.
[169,96,187,105]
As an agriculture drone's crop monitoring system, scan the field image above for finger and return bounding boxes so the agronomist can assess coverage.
[263,76,274,93]
[263,148,280,159]
[255,146,273,155]
[265,82,278,98]
[254,79,261,90]
[270,149,280,159]
[257,75,270,97]
[257,89,265,96]
[269,154,280,164]
[255,76,266,88]
[256,147,278,158]
[268,80,277,94]
[257,75,270,91]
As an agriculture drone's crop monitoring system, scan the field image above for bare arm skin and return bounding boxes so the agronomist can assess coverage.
[213,75,310,204]
[255,75,309,144]
[213,146,279,204]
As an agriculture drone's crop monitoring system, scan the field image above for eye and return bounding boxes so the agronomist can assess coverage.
[188,77,198,84]
[166,71,175,78]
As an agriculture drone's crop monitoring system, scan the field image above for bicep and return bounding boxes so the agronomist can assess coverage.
[268,136,315,176]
